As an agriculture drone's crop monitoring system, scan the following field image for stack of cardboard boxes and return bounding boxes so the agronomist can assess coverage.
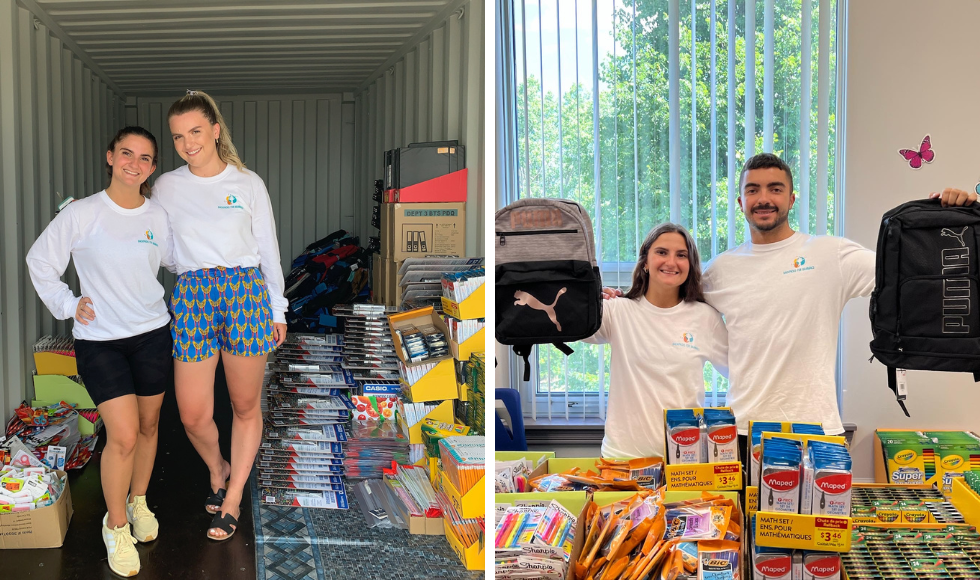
[373,141,467,308]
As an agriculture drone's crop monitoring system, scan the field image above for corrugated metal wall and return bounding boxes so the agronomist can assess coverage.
[354,0,485,256]
[133,95,356,290]
[0,0,124,420]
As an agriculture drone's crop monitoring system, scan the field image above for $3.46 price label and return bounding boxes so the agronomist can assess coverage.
[712,464,742,490]
[814,517,850,551]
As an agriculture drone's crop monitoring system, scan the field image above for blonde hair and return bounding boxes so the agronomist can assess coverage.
[167,90,246,171]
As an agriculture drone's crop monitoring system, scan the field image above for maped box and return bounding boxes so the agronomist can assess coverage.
[0,470,73,549]
[388,307,458,402]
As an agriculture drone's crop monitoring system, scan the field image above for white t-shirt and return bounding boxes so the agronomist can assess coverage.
[583,296,729,458]
[152,164,288,323]
[703,232,875,435]
[26,191,173,341]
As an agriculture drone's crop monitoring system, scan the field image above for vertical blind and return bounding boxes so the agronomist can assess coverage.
[501,0,841,421]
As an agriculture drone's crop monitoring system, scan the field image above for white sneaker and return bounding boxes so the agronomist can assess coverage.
[126,495,159,542]
[102,513,140,577]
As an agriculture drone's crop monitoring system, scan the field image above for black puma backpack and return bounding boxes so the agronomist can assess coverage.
[495,199,603,380]
[869,199,980,416]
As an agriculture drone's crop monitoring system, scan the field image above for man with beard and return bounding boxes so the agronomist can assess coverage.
[700,153,975,444]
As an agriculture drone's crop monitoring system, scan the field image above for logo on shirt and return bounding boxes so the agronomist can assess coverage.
[783,255,815,274]
[672,332,699,351]
[220,194,244,210]
[139,228,159,247]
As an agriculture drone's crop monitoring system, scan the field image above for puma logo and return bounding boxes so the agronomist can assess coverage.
[514,288,567,331]
[942,226,968,247]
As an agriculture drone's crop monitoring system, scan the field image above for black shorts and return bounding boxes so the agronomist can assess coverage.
[74,324,173,407]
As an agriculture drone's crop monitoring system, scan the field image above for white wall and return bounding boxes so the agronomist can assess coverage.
[353,0,485,257]
[0,0,124,420]
[842,0,980,481]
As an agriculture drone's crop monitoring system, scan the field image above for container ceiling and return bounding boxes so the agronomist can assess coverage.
[33,0,458,95]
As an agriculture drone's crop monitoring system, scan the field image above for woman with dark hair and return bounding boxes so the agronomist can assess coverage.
[26,126,172,577]
[582,223,729,458]
[152,90,287,541]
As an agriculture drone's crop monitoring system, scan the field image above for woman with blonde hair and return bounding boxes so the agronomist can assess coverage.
[583,223,729,459]
[152,90,287,541]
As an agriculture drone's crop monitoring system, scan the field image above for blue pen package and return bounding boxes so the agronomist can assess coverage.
[666,409,704,465]
[760,438,803,513]
[750,422,784,487]
[703,409,739,464]
[697,540,741,580]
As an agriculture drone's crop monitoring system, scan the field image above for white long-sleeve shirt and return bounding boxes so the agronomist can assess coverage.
[151,164,288,323]
[26,191,173,341]
[703,232,876,435]
[582,296,729,458]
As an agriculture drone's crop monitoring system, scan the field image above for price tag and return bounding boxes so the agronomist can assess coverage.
[712,464,742,490]
[814,517,850,550]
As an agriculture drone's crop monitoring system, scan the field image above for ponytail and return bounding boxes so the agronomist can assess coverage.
[167,90,246,171]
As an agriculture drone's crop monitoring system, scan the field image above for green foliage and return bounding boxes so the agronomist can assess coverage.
[515,0,838,402]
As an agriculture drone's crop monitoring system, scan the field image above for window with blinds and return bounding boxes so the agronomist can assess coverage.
[499,0,843,421]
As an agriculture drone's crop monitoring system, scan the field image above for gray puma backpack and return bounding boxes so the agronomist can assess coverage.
[495,199,603,380]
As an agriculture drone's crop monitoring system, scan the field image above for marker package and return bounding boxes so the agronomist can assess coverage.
[760,438,803,514]
[666,409,704,465]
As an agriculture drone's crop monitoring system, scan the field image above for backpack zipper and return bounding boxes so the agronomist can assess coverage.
[496,229,579,246]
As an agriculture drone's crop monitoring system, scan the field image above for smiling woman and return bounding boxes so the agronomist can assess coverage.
[25,126,175,577]
[151,90,288,543]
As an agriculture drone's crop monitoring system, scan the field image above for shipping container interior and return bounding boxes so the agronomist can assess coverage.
[0,0,486,422]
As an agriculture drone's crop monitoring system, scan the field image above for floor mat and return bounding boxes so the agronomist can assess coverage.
[251,476,483,580]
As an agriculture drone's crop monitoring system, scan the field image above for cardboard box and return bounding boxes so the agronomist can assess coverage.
[440,281,485,321]
[388,307,454,367]
[451,327,484,361]
[408,514,444,536]
[0,470,73,549]
[385,169,467,203]
[444,515,484,570]
[33,352,78,376]
[382,202,465,262]
[399,399,455,444]
[440,469,484,520]
[372,254,385,304]
[400,359,458,403]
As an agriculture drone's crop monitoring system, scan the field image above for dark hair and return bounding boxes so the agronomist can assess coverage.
[167,90,245,171]
[739,152,794,194]
[106,126,158,197]
[624,223,705,303]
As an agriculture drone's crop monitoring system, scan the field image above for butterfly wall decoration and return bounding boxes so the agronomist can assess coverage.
[898,134,935,169]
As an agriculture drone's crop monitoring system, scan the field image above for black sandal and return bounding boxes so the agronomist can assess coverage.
[207,511,238,541]
[205,487,226,515]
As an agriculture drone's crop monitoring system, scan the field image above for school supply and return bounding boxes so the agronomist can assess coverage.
[495,198,602,381]
[760,438,803,514]
[800,440,852,517]
[665,409,704,465]
[438,435,484,496]
[869,198,980,416]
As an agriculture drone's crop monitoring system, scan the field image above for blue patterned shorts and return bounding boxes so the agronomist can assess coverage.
[170,266,276,362]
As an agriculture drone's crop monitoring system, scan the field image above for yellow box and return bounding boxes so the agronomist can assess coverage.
[754,511,852,552]
[388,306,454,367]
[761,432,848,447]
[440,282,485,320]
[399,400,455,445]
[440,469,484,520]
[446,525,486,570]
[451,327,485,361]
[33,375,95,408]
[952,477,980,527]
[400,358,458,403]
[33,352,77,376]
[664,461,742,491]
[444,516,484,570]
[747,485,759,515]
